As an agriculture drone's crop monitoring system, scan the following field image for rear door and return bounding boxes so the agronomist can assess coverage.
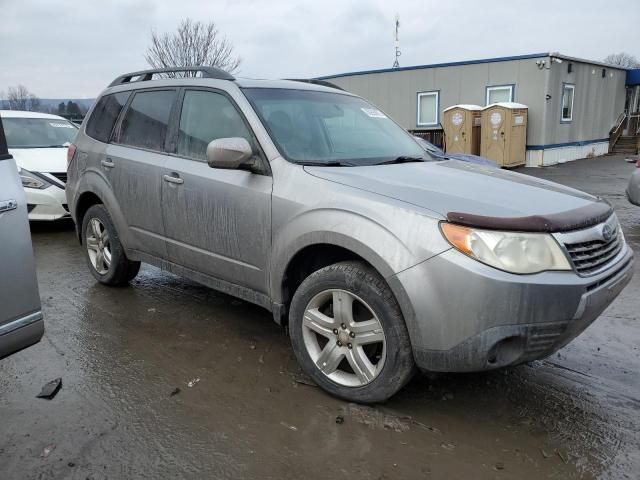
[106,88,178,258]
[161,88,273,293]
[0,116,43,358]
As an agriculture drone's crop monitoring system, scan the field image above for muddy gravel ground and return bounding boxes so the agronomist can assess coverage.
[1,155,639,479]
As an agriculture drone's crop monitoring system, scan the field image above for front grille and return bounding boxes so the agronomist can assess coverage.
[564,228,623,275]
[50,172,67,184]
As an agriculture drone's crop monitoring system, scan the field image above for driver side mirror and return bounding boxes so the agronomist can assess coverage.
[206,137,253,169]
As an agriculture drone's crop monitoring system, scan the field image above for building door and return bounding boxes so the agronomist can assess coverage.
[482,108,506,166]
[447,111,467,154]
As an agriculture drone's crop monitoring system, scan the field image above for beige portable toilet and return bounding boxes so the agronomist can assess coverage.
[443,104,482,155]
[480,102,528,167]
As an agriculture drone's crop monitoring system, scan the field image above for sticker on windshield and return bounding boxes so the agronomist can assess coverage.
[361,108,387,118]
[49,122,74,128]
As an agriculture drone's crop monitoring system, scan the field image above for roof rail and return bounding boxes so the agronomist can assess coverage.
[285,79,345,91]
[108,66,235,87]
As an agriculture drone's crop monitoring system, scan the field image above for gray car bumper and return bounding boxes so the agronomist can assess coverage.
[0,311,44,359]
[391,245,634,372]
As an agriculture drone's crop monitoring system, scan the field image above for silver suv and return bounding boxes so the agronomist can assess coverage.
[67,67,634,402]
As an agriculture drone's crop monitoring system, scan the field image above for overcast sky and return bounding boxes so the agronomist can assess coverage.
[1,0,638,98]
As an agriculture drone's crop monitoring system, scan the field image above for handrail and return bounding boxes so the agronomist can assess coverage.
[609,111,627,152]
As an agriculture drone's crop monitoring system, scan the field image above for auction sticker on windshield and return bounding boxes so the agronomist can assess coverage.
[361,108,387,118]
[49,122,75,128]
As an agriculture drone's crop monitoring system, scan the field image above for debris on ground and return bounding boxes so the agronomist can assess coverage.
[440,442,456,451]
[556,449,570,464]
[41,444,56,458]
[147,308,156,313]
[494,462,505,470]
[36,378,62,400]
[67,462,75,467]
[541,448,551,459]
[187,378,200,388]
[170,387,181,396]
[249,343,256,350]
[289,370,317,387]
[280,421,298,431]
[335,416,344,424]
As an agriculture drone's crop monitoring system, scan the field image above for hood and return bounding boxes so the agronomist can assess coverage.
[444,153,497,168]
[9,147,68,173]
[305,160,604,228]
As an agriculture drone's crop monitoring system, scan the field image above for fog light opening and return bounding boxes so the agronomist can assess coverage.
[487,336,525,367]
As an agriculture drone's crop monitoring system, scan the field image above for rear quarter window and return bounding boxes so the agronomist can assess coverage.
[85,92,130,143]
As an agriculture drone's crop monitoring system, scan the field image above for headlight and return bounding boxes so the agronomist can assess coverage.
[18,168,50,190]
[440,222,571,274]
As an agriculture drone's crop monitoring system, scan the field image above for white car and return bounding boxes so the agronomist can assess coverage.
[1,110,78,220]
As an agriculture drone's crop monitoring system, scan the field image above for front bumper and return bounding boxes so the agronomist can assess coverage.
[25,185,69,221]
[0,311,44,359]
[392,243,634,372]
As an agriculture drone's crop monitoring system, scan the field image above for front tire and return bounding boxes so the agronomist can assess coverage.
[289,261,415,403]
[81,204,140,286]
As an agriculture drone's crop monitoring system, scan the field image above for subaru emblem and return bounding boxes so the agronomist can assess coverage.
[602,224,614,242]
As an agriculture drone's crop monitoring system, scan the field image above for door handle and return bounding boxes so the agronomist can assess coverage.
[101,158,115,168]
[163,174,184,185]
[0,199,17,213]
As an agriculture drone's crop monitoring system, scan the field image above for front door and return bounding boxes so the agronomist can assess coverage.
[482,107,506,166]
[161,88,272,294]
[0,119,43,358]
[447,109,466,154]
[106,88,178,258]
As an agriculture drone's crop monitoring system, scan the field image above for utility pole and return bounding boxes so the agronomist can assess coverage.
[393,14,401,68]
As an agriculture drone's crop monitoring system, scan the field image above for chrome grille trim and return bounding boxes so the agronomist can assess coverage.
[554,214,626,276]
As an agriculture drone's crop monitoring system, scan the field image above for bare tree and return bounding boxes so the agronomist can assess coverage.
[145,19,241,75]
[6,85,42,111]
[603,52,640,69]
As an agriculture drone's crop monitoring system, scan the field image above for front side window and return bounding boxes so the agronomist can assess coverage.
[417,91,439,127]
[177,90,253,161]
[486,85,514,105]
[3,117,78,148]
[85,92,129,143]
[243,88,425,166]
[119,90,177,152]
[561,84,575,122]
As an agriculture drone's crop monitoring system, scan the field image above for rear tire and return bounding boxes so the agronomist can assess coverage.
[81,204,140,286]
[289,261,415,403]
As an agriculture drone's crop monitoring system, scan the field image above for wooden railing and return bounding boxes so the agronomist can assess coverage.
[609,112,627,152]
[409,128,445,148]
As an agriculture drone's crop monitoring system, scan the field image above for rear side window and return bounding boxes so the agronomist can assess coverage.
[119,90,177,152]
[85,92,129,143]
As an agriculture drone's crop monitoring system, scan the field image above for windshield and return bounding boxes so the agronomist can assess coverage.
[3,117,78,148]
[243,88,426,166]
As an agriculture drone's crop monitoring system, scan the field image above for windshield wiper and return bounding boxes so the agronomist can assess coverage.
[374,156,426,165]
[296,160,354,167]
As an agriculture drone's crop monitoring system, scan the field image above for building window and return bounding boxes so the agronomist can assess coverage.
[486,85,514,105]
[417,91,439,127]
[561,83,575,122]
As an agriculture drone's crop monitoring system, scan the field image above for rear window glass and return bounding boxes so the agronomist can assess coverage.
[85,92,129,143]
[119,90,176,152]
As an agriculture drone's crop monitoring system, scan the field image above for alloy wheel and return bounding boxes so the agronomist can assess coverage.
[85,218,112,275]
[302,289,386,387]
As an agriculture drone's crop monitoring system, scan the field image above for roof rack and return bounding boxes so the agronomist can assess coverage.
[285,79,345,91]
[108,66,235,87]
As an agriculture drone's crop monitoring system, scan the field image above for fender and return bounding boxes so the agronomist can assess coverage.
[270,206,448,303]
[72,169,134,251]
